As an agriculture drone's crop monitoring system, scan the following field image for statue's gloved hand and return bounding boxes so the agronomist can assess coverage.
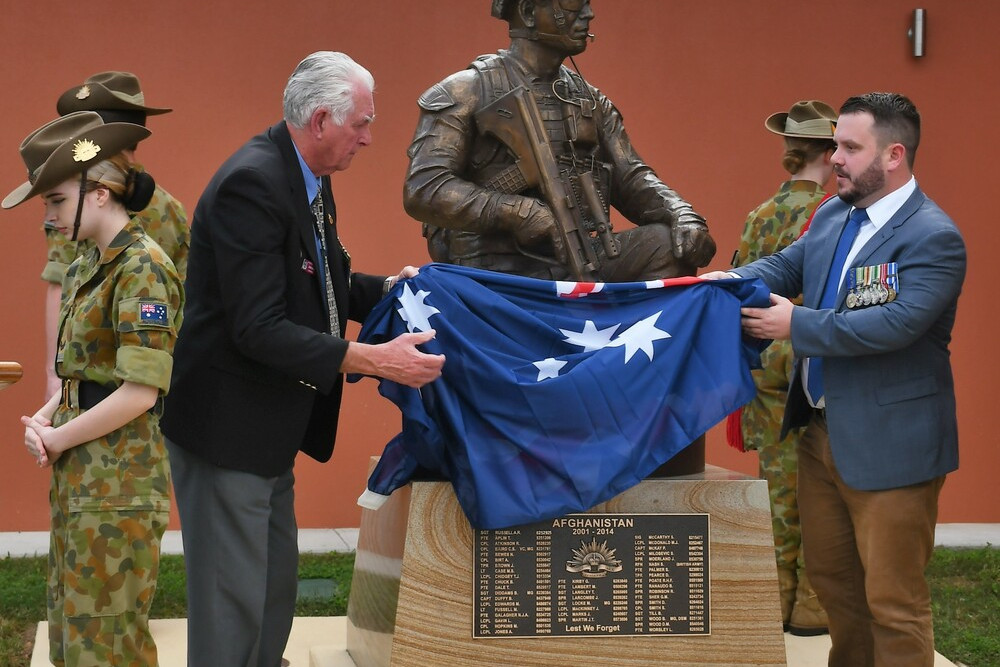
[511,200,567,264]
[671,222,716,268]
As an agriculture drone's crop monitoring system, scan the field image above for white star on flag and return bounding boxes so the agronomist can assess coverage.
[533,357,567,381]
[396,283,440,333]
[606,310,671,362]
[559,320,621,352]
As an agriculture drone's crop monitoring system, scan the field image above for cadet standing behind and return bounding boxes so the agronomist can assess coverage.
[161,51,444,667]
[41,71,188,399]
[730,100,836,636]
[9,112,183,666]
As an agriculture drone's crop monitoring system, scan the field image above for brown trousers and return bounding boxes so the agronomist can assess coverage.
[798,414,944,667]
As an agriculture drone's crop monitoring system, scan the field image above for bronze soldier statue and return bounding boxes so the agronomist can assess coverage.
[404,0,715,281]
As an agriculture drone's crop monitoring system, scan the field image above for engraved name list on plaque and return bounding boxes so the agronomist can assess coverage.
[474,513,710,639]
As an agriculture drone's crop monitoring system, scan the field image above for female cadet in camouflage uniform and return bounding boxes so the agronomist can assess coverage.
[731,100,836,636]
[41,71,188,401]
[4,111,183,666]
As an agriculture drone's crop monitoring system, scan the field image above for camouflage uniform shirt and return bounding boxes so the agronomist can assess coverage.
[733,179,828,451]
[42,177,189,286]
[48,217,183,666]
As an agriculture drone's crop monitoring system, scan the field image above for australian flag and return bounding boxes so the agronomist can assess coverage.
[349,263,769,529]
[140,301,168,326]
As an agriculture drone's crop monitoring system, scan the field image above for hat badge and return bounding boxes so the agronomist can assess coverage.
[75,85,91,100]
[72,139,101,162]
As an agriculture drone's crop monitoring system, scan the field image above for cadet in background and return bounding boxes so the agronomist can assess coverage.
[40,71,187,400]
[730,99,837,637]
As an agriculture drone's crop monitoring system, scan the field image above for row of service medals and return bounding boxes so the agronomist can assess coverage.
[845,262,898,309]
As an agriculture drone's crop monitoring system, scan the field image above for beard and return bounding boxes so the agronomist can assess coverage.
[837,155,885,205]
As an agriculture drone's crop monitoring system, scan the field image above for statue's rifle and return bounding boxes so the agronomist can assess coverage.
[475,86,618,281]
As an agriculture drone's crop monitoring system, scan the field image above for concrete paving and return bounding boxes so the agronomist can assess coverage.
[30,616,958,667]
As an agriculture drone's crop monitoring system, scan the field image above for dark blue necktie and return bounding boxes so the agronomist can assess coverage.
[807,207,868,405]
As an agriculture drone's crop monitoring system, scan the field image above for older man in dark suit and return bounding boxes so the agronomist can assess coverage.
[161,51,444,667]
[703,92,966,666]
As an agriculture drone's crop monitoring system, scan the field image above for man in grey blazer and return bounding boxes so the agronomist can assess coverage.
[703,92,966,666]
[162,52,444,667]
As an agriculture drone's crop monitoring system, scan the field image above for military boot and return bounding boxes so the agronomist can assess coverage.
[788,571,829,636]
[777,566,797,631]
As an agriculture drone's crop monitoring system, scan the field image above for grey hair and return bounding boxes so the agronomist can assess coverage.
[282,51,375,129]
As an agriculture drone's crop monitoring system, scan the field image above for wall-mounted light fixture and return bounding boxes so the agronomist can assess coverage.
[908,9,926,57]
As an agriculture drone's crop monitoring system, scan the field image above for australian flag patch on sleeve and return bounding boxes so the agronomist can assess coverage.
[140,301,169,326]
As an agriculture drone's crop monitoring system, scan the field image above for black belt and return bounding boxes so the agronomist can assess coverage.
[61,380,115,410]
[62,379,164,415]
[79,381,114,409]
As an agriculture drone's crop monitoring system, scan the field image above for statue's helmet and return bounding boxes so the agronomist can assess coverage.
[491,0,514,20]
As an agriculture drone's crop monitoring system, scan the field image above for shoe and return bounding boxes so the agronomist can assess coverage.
[788,571,828,636]
[777,567,797,631]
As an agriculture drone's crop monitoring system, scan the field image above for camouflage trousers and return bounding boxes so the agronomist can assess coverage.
[741,340,807,573]
[757,428,806,572]
[47,453,168,666]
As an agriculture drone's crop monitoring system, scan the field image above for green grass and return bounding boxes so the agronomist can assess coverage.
[927,547,1000,665]
[0,552,355,667]
[2,548,997,667]
[0,556,46,667]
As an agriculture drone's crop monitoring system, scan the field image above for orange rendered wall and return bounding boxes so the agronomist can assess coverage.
[0,1,996,531]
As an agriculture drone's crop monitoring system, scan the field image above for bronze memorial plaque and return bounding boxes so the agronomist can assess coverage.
[474,513,710,638]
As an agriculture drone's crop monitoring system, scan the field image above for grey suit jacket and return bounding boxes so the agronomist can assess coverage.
[734,186,966,490]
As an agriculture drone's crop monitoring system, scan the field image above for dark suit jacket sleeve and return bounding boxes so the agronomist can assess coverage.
[347,271,385,324]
